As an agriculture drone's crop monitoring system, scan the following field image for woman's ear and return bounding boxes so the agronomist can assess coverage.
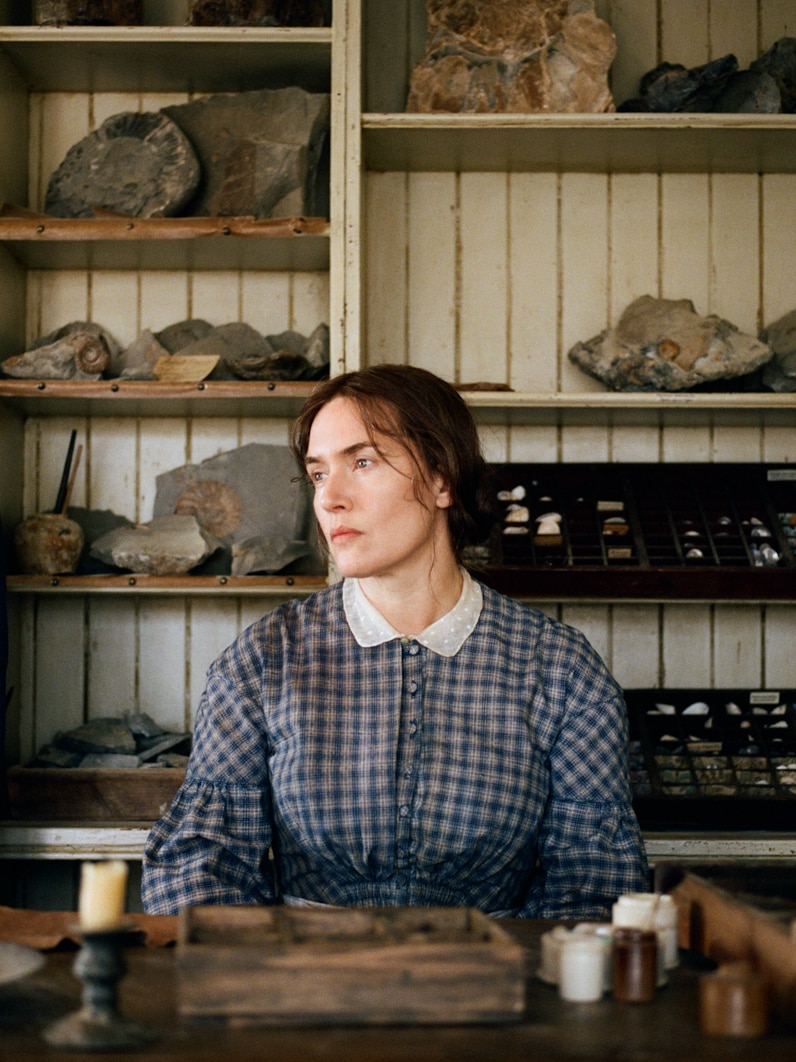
[433,473,453,510]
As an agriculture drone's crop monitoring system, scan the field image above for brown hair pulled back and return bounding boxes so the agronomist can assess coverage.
[290,364,497,565]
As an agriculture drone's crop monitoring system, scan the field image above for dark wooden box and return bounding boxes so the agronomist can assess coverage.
[177,905,527,1025]
[6,766,185,821]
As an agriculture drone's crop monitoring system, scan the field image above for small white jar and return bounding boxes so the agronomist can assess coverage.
[558,935,606,1003]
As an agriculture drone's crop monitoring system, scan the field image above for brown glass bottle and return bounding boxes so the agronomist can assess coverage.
[612,927,657,1002]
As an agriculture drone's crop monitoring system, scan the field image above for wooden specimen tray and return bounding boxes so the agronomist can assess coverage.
[484,462,796,600]
[625,688,796,830]
[177,905,527,1025]
[6,766,184,820]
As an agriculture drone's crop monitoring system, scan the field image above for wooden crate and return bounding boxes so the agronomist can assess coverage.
[6,766,185,820]
[177,905,527,1025]
[671,871,796,1025]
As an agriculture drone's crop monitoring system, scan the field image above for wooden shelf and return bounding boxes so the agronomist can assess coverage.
[0,378,317,417]
[362,112,796,174]
[0,214,331,271]
[1,381,792,421]
[6,573,326,595]
[0,26,332,93]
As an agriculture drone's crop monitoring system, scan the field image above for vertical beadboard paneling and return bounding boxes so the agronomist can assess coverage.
[32,94,90,211]
[137,599,189,730]
[761,174,796,326]
[188,598,242,725]
[662,605,713,686]
[459,173,508,385]
[365,172,407,365]
[292,272,332,334]
[713,605,764,687]
[661,0,709,67]
[33,599,86,749]
[241,273,292,338]
[407,172,457,378]
[609,174,659,317]
[189,272,242,327]
[559,604,613,671]
[607,0,659,107]
[710,0,759,67]
[504,422,560,464]
[87,598,137,719]
[139,272,190,335]
[239,416,293,447]
[139,418,188,523]
[611,605,662,688]
[187,418,240,466]
[710,174,760,332]
[29,272,90,343]
[559,173,609,392]
[91,272,140,352]
[508,172,559,392]
[660,174,711,308]
[761,0,796,44]
[87,418,138,517]
[763,605,796,687]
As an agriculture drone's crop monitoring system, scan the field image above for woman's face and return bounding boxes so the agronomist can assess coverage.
[304,396,453,583]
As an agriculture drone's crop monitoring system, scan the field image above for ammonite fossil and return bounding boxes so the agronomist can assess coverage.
[174,480,243,539]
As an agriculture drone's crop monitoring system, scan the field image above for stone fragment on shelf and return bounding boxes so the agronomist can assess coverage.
[79,753,142,768]
[44,111,201,219]
[750,37,796,112]
[163,87,330,218]
[618,54,738,112]
[711,69,781,113]
[2,327,111,380]
[567,295,773,392]
[187,0,327,25]
[113,329,171,380]
[153,442,323,576]
[406,0,616,114]
[56,719,138,756]
[155,318,214,353]
[35,0,141,25]
[761,307,796,392]
[89,514,223,575]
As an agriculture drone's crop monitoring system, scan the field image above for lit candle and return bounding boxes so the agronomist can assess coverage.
[78,860,129,931]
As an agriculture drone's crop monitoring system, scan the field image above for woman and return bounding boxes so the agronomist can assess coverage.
[142,364,648,916]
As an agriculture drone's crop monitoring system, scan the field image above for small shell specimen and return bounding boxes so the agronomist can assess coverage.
[174,479,243,538]
[72,331,110,375]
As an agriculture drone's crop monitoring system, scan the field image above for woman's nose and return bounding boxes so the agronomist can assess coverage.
[317,468,351,510]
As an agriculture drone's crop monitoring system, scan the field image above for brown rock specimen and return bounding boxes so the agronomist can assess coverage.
[35,0,141,24]
[44,112,200,219]
[188,0,327,26]
[406,0,616,113]
[163,87,330,218]
[15,513,85,575]
[568,295,773,392]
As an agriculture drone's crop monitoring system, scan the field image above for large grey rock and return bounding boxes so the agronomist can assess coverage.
[406,0,616,113]
[56,719,138,756]
[163,87,330,218]
[89,514,222,575]
[751,37,796,112]
[112,329,171,380]
[155,319,214,353]
[761,308,796,392]
[44,111,201,219]
[568,295,773,392]
[153,442,318,575]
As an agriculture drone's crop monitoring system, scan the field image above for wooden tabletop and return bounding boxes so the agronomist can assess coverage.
[1,919,794,1061]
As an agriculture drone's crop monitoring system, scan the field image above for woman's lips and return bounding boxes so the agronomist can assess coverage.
[330,526,361,543]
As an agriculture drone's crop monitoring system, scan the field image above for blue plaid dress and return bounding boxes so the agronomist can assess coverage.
[142,581,648,916]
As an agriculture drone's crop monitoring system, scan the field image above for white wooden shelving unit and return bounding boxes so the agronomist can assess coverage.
[1,0,795,899]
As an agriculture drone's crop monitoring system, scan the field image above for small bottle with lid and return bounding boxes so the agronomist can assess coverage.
[612,927,657,1003]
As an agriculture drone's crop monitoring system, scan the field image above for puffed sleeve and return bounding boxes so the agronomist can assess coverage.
[141,652,276,915]
[518,629,649,919]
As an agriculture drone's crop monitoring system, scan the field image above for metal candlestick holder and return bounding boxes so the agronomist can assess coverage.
[43,922,158,1051]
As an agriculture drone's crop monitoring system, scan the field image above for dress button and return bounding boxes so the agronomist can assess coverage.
[399,804,409,818]
[409,680,418,694]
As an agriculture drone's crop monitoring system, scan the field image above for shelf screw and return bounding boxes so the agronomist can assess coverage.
[286,577,294,586]
[50,577,59,586]
[36,224,45,233]
[128,577,136,586]
[37,382,46,390]
[268,382,276,391]
[110,383,119,392]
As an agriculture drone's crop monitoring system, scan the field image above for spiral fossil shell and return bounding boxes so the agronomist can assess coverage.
[73,331,110,374]
[174,479,243,538]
